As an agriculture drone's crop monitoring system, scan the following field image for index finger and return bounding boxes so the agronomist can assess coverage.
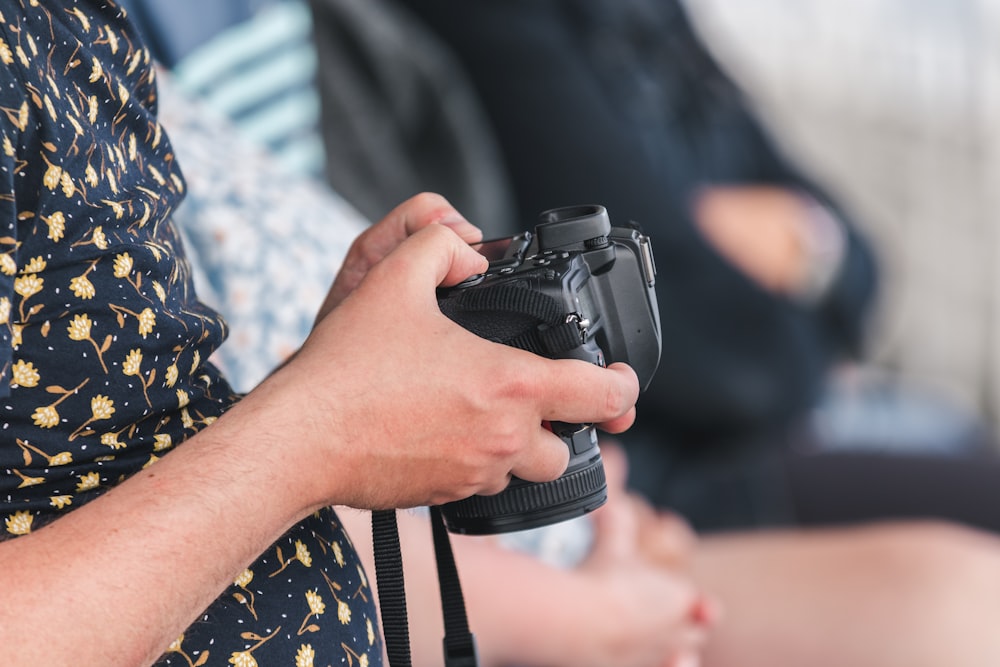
[535,360,640,426]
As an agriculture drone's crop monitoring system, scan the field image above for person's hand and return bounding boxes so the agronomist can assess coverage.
[693,185,841,298]
[316,192,484,321]
[572,489,717,667]
[563,441,717,667]
[232,193,640,514]
[600,441,698,572]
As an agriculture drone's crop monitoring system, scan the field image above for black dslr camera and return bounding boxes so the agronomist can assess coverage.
[436,204,661,535]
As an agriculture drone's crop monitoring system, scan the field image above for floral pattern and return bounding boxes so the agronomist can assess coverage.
[0,2,380,664]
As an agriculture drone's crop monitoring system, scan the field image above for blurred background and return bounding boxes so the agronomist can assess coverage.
[685,0,1000,444]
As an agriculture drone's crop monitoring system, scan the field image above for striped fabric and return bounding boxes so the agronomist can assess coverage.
[171,1,325,177]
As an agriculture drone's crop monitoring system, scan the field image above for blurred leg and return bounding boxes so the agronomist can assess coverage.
[695,521,1000,667]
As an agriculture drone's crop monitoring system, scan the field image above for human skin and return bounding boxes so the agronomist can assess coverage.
[694,185,826,296]
[0,193,640,666]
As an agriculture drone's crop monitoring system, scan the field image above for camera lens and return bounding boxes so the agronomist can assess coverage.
[439,449,607,535]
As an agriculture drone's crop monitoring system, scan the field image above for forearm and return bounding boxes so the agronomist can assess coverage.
[0,394,317,666]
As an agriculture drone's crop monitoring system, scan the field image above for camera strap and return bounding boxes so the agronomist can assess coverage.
[371,508,479,667]
[439,284,584,356]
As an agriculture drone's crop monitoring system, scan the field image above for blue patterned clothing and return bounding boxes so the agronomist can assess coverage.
[0,2,381,665]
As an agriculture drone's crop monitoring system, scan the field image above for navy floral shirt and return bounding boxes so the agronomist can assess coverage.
[0,2,381,664]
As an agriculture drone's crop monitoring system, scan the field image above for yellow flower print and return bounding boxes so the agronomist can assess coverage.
[296,540,314,567]
[11,323,22,347]
[337,600,351,625]
[177,389,190,408]
[152,280,166,304]
[50,495,73,510]
[229,652,258,667]
[14,273,43,298]
[270,540,313,579]
[69,274,95,299]
[43,162,62,190]
[69,6,90,31]
[106,29,119,56]
[113,252,133,278]
[87,96,98,124]
[0,253,15,275]
[296,645,315,667]
[234,569,254,588]
[122,348,142,376]
[2,100,29,131]
[11,469,43,488]
[367,618,375,646]
[69,394,116,441]
[137,308,155,337]
[67,313,111,373]
[103,197,123,217]
[89,55,103,83]
[60,171,75,197]
[67,313,91,340]
[92,226,107,249]
[14,273,44,324]
[0,296,9,324]
[153,433,172,452]
[232,568,259,620]
[101,432,125,450]
[44,211,65,241]
[85,163,98,187]
[165,363,179,387]
[307,590,326,616]
[143,454,160,469]
[0,38,12,64]
[181,407,193,429]
[341,643,369,667]
[21,256,46,273]
[16,438,73,467]
[297,589,326,635]
[167,633,209,667]
[190,349,201,374]
[332,540,345,567]
[228,627,279,667]
[10,359,39,387]
[76,472,100,492]
[5,510,33,536]
[31,405,60,428]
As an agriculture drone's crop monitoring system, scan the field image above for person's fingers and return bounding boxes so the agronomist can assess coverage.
[505,426,571,487]
[534,361,640,426]
[323,193,482,313]
[361,223,488,300]
[598,438,629,496]
[587,485,640,564]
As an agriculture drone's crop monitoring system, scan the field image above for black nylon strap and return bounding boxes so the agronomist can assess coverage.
[453,283,563,326]
[429,506,479,667]
[371,509,412,667]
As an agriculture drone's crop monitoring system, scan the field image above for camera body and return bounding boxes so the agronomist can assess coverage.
[436,204,661,535]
